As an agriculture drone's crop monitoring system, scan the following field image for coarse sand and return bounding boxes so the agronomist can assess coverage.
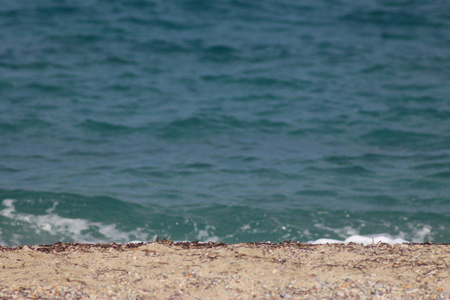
[0,241,448,299]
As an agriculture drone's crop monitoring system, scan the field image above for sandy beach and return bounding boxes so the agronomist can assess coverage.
[0,241,448,299]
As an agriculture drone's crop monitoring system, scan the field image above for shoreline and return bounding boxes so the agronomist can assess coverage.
[0,241,448,299]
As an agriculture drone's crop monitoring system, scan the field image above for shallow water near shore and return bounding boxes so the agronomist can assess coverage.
[1,0,449,246]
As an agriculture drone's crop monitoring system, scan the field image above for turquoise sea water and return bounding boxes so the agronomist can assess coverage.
[1,0,449,246]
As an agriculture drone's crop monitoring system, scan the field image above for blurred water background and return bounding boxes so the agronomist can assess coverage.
[1,0,449,246]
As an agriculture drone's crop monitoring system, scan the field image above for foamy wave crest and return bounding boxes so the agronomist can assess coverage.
[194,224,219,243]
[309,235,408,245]
[309,223,433,245]
[0,199,154,246]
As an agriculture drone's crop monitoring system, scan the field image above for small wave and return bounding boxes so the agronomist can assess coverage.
[0,119,53,133]
[0,122,21,132]
[310,223,433,245]
[341,9,430,26]
[133,39,189,54]
[230,93,279,102]
[201,45,240,62]
[236,77,309,89]
[389,95,439,103]
[33,5,80,16]
[120,167,173,179]
[63,150,118,158]
[309,235,408,245]
[0,199,152,247]
[120,1,156,10]
[77,119,134,134]
[359,195,399,206]
[49,33,104,45]
[1,61,64,71]
[306,165,372,176]
[227,155,261,163]
[157,115,290,139]
[157,117,221,139]
[104,84,132,92]
[412,161,450,170]
[360,128,435,149]
[182,163,213,169]
[247,44,293,62]
[248,168,303,180]
[393,178,445,190]
[101,55,137,66]
[25,83,66,93]
[201,74,309,89]
[429,171,450,178]
[390,107,450,121]
[149,18,189,30]
[0,166,21,173]
[333,165,373,176]
[295,190,338,197]
[359,63,387,74]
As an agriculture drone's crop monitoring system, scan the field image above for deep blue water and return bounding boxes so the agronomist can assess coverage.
[1,0,449,246]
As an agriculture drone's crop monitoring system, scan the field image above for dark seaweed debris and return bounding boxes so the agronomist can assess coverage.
[0,240,447,254]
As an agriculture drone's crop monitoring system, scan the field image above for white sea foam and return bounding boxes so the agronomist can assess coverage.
[0,199,153,245]
[308,223,433,245]
[309,235,408,245]
[408,224,432,243]
[193,223,219,242]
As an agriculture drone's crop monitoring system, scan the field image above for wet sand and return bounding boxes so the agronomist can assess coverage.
[0,241,448,299]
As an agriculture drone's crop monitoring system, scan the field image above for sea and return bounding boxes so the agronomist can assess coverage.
[1,0,449,247]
